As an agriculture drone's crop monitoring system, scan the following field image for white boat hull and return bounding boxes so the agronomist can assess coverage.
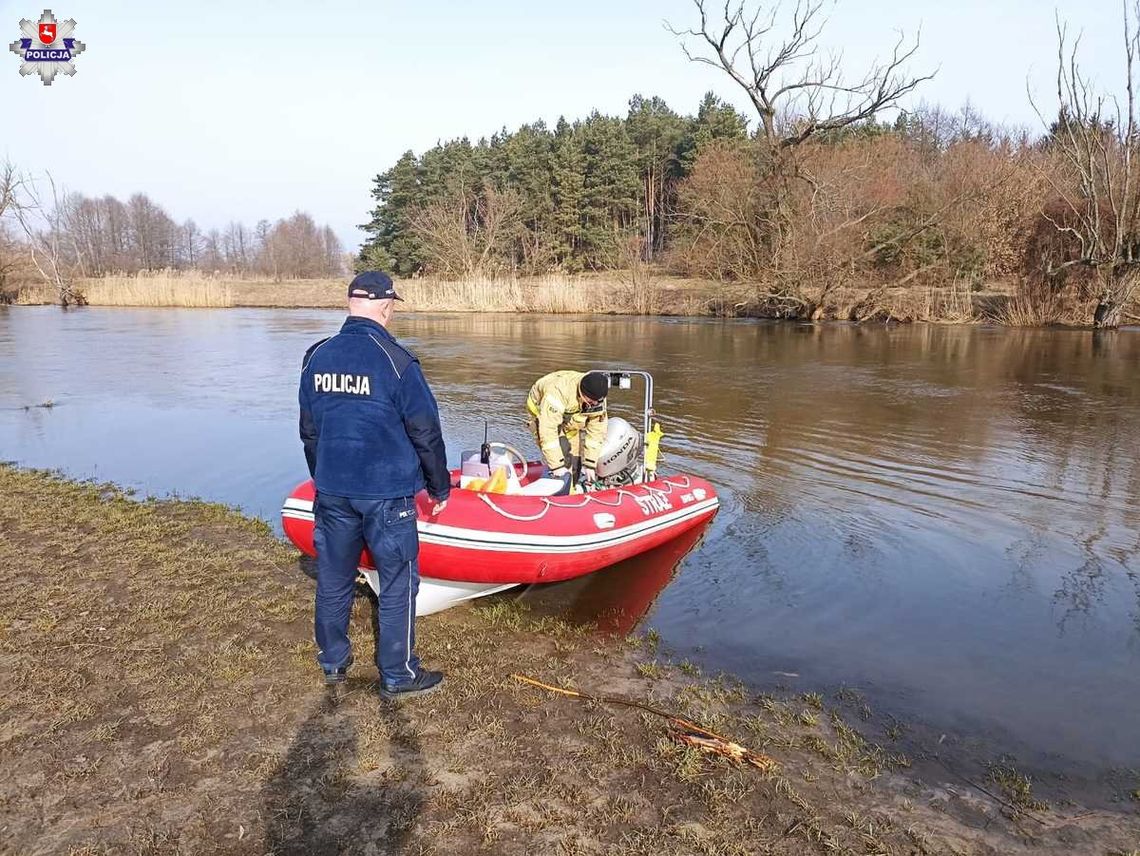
[357,569,517,615]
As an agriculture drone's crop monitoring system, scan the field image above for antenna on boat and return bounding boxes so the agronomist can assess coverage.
[480,420,491,465]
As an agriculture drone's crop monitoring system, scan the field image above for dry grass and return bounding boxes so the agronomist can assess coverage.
[10,269,1139,325]
[12,282,55,304]
[399,273,708,314]
[822,282,981,324]
[18,271,710,314]
[994,292,1113,327]
[916,282,978,323]
[399,274,602,313]
[81,272,235,307]
[996,295,1059,327]
[16,272,237,307]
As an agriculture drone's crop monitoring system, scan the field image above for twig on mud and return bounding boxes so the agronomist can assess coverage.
[934,756,1047,827]
[510,673,778,772]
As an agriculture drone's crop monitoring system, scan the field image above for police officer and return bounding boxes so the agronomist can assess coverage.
[299,271,450,700]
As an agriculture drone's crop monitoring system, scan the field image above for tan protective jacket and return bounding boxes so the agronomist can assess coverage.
[526,370,607,470]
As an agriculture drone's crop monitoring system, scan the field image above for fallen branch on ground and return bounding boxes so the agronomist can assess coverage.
[934,756,1047,827]
[510,672,778,772]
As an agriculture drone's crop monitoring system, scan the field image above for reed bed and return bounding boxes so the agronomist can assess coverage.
[398,276,526,311]
[13,283,54,304]
[54,272,648,313]
[993,293,1109,327]
[399,275,629,313]
[18,269,1129,325]
[79,272,235,307]
[880,281,978,324]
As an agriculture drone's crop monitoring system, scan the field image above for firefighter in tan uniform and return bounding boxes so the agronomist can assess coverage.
[526,370,609,485]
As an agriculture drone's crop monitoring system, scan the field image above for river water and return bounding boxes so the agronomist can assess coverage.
[2,306,1138,779]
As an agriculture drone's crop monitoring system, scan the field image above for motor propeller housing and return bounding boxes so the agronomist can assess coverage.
[596,416,643,484]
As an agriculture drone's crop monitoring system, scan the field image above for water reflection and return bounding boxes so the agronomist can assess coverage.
[510,521,711,635]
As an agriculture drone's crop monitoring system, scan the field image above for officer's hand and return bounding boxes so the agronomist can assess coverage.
[581,467,597,484]
[430,498,448,516]
[550,467,569,478]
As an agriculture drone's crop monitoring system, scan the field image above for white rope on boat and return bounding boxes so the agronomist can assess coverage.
[475,475,696,521]
[476,497,552,521]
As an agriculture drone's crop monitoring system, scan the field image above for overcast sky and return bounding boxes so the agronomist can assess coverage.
[0,0,1124,252]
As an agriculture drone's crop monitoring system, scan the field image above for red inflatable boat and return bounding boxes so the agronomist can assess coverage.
[281,371,719,614]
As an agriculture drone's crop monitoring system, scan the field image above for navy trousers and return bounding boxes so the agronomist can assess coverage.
[313,493,421,686]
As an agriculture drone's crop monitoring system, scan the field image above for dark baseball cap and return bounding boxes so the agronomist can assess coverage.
[348,271,403,301]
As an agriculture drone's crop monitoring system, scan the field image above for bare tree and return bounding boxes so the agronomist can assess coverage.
[1030,5,1140,328]
[201,227,224,272]
[102,195,129,271]
[321,225,344,276]
[670,140,772,280]
[254,219,276,278]
[250,212,343,279]
[126,193,176,271]
[268,212,325,278]
[609,230,660,313]
[182,219,202,268]
[666,0,934,309]
[0,162,25,298]
[667,0,933,151]
[6,167,85,306]
[224,221,250,271]
[409,184,522,278]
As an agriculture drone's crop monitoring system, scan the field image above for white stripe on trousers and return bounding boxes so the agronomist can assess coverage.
[405,559,414,679]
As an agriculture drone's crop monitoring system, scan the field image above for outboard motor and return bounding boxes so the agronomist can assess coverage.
[595,417,644,487]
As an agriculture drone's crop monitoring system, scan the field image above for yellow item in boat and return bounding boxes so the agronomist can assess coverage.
[464,466,511,494]
[644,420,663,476]
[480,466,509,494]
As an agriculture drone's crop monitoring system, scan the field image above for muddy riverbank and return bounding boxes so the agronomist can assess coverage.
[2,465,1137,854]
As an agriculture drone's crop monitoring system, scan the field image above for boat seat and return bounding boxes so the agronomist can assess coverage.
[516,477,568,497]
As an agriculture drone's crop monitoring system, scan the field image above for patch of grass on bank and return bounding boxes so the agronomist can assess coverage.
[987,760,1049,815]
[1,464,1137,854]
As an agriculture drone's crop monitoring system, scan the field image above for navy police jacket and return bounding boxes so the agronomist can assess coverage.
[299,317,450,501]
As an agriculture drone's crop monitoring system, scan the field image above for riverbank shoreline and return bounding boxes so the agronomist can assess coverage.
[14,271,1136,328]
[2,464,1137,854]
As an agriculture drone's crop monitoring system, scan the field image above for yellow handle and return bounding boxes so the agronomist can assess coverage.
[644,421,663,474]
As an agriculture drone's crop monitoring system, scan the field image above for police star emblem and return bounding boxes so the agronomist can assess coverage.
[10,9,85,85]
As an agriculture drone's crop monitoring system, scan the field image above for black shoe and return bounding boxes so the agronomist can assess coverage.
[380,669,444,701]
[322,655,354,685]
